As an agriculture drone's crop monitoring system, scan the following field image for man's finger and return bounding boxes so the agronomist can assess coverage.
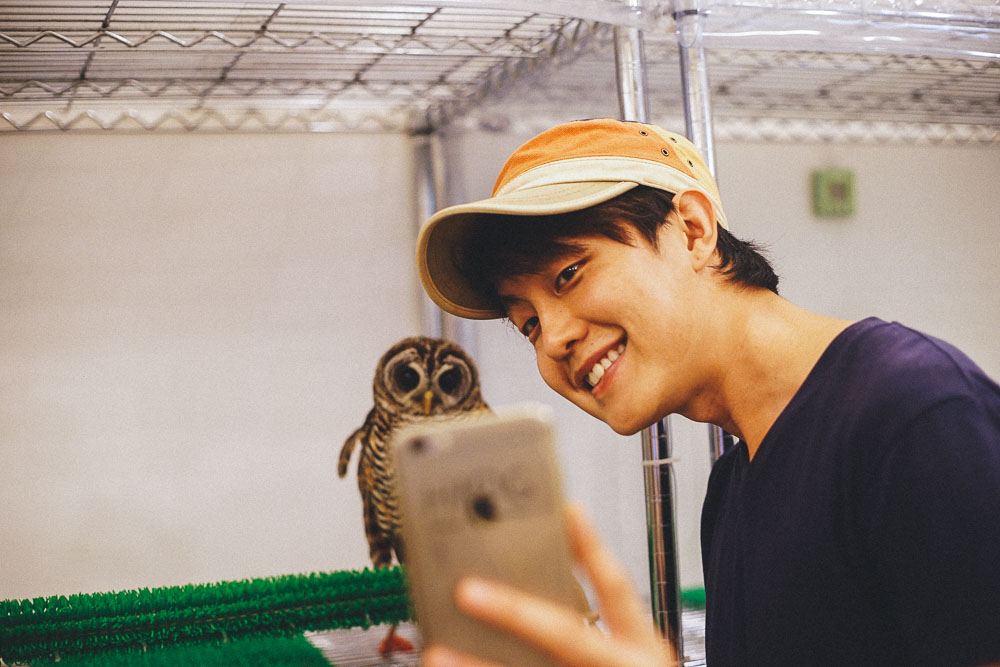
[423,643,505,667]
[565,504,663,645]
[455,576,633,666]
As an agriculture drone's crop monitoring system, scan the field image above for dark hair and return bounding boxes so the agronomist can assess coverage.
[456,186,778,313]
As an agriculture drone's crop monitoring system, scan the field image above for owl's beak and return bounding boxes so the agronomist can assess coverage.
[423,390,434,415]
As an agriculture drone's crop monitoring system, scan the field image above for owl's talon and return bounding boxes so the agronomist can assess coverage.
[378,627,415,656]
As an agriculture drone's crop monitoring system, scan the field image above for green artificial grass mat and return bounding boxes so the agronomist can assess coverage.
[2,568,707,666]
[0,567,411,665]
[681,587,706,609]
[26,633,333,667]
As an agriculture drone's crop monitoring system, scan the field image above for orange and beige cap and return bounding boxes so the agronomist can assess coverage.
[416,117,727,320]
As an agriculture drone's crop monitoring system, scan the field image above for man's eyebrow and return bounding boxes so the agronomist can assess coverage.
[498,293,527,312]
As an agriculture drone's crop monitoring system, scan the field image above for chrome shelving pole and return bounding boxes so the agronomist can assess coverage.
[413,130,446,340]
[614,3,684,658]
[413,128,474,354]
[676,1,716,178]
[675,1,733,465]
[614,13,651,124]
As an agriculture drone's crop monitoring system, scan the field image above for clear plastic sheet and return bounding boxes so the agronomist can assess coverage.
[1,1,996,138]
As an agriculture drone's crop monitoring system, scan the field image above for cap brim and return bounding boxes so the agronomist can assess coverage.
[417,181,639,320]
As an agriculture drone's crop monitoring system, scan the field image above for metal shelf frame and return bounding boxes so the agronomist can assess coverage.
[2,1,998,660]
[0,1,996,140]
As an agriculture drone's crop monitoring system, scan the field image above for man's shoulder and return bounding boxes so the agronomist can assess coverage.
[824,317,994,404]
[777,317,1000,459]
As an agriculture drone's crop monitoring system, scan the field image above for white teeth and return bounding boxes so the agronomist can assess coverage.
[584,343,625,390]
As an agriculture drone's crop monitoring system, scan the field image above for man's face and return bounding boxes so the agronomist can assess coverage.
[498,223,710,435]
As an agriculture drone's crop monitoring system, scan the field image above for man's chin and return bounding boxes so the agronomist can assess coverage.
[599,410,650,436]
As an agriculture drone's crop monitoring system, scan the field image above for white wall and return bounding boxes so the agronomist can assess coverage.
[2,130,998,606]
[1,133,424,598]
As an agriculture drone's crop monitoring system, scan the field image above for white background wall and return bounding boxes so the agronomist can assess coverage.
[2,129,998,607]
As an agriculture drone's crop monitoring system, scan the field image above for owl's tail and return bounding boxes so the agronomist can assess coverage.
[337,408,374,477]
[337,431,360,477]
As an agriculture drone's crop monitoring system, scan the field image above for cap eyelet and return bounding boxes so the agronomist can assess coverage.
[661,148,670,156]
[639,130,648,135]
[670,136,678,142]
[688,159,694,166]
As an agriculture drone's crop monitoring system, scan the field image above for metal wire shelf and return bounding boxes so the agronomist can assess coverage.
[1,1,997,141]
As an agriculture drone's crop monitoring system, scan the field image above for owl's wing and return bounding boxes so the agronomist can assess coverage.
[337,407,375,477]
[358,445,396,568]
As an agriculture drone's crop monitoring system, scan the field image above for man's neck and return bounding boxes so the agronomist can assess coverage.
[702,291,853,460]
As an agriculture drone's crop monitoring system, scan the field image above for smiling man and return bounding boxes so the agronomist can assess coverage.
[415,118,1000,666]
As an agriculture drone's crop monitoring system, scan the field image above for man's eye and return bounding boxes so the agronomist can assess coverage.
[521,316,539,338]
[555,263,580,290]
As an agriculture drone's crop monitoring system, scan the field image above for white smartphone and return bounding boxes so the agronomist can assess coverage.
[391,404,584,666]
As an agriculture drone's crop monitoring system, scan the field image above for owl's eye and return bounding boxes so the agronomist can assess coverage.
[393,364,420,392]
[437,367,463,395]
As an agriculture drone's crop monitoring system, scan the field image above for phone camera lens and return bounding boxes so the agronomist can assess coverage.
[471,495,497,521]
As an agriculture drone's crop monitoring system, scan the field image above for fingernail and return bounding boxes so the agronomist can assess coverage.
[424,644,460,667]
[456,577,492,610]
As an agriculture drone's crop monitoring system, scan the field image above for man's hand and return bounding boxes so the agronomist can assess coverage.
[423,505,679,666]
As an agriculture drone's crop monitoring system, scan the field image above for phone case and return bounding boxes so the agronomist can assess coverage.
[391,405,581,666]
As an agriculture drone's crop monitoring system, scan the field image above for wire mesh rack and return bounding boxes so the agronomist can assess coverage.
[466,30,1000,144]
[1,2,997,138]
[0,3,600,132]
[303,608,708,666]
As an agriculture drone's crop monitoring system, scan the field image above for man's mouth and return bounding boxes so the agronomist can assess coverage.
[583,342,626,390]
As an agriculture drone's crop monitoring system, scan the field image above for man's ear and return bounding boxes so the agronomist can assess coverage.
[673,189,718,271]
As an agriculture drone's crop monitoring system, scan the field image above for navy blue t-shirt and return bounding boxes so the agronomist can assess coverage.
[701,318,1000,666]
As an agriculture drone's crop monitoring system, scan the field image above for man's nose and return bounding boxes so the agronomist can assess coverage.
[538,306,585,361]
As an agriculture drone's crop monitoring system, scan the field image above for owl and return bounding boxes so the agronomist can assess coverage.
[338,336,490,654]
